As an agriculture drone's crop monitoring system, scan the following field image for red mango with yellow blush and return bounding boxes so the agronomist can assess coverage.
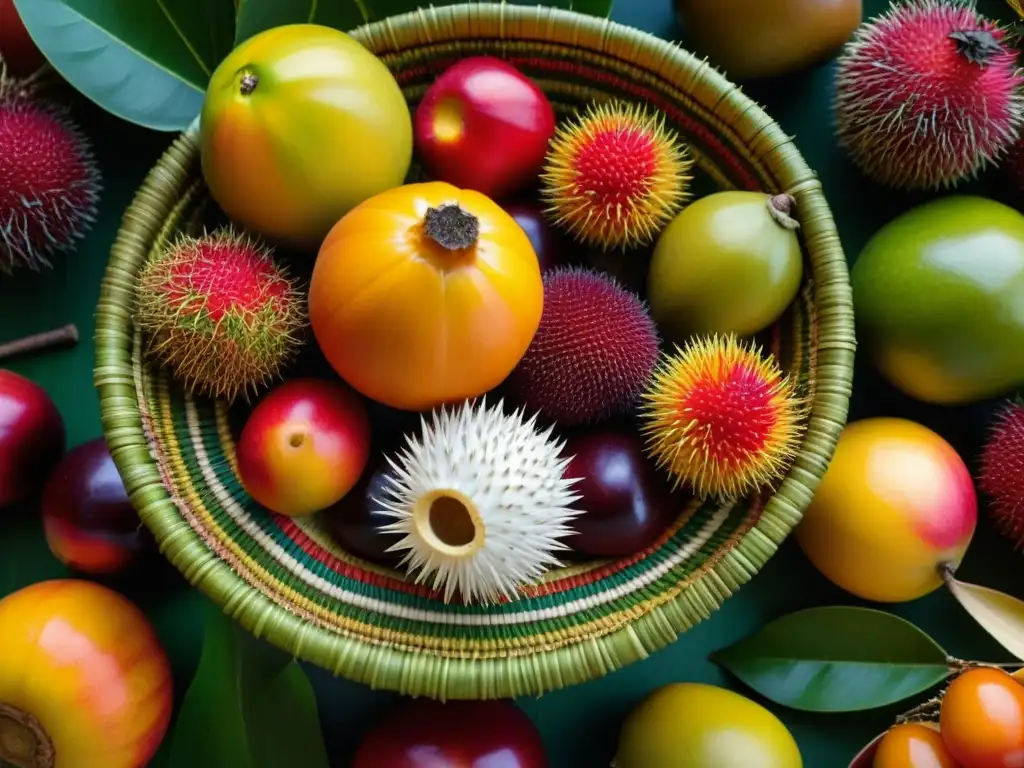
[0,580,173,768]
[795,417,977,603]
[236,378,372,518]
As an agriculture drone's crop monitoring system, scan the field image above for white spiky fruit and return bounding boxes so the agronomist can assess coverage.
[374,398,583,605]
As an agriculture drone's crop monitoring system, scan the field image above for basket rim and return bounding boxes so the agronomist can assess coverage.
[94,2,856,700]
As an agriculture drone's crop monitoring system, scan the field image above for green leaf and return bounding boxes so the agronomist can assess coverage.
[710,606,952,713]
[235,0,614,45]
[167,602,330,768]
[13,0,236,131]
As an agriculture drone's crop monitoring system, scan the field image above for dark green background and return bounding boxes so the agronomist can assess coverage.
[2,0,1022,765]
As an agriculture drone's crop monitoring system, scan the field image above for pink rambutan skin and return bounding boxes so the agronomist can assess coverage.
[979,401,1024,549]
[834,0,1024,190]
[509,266,660,426]
[0,86,100,272]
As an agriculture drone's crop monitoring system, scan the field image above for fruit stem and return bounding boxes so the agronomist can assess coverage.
[239,70,259,96]
[0,704,54,768]
[766,194,800,231]
[948,30,1004,66]
[0,324,79,364]
[423,204,480,251]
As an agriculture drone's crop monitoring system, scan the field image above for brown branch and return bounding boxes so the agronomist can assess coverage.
[0,324,79,363]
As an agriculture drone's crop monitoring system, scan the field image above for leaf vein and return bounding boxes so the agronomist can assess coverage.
[155,0,213,78]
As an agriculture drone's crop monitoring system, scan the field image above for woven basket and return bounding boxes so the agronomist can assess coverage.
[94,3,855,700]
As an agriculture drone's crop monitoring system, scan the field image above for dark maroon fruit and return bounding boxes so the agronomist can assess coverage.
[323,457,403,566]
[503,201,566,273]
[40,437,150,574]
[564,429,679,557]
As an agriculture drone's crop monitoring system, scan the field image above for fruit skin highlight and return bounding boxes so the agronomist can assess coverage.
[414,56,555,201]
[0,370,64,508]
[41,437,149,575]
[541,100,693,251]
[872,723,959,768]
[508,266,660,427]
[852,196,1024,405]
[834,0,1024,190]
[0,580,173,768]
[236,378,371,518]
[649,191,804,339]
[795,418,977,603]
[640,334,805,500]
[309,182,543,411]
[612,683,803,768]
[939,667,1024,768]
[979,401,1024,549]
[135,228,306,404]
[200,24,412,246]
[0,70,101,273]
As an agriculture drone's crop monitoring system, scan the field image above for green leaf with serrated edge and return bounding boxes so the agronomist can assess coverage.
[167,602,330,768]
[235,0,615,45]
[710,606,951,713]
[13,0,235,132]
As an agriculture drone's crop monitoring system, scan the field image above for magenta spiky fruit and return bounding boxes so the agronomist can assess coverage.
[0,68,101,273]
[979,400,1024,549]
[135,228,306,403]
[507,266,660,426]
[834,0,1024,190]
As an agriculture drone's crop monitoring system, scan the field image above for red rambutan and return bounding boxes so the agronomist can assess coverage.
[834,0,1024,191]
[540,101,693,251]
[507,266,660,426]
[978,400,1024,548]
[0,67,100,273]
[640,334,805,500]
[134,228,306,403]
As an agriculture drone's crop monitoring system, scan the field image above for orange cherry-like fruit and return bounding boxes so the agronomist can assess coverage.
[940,667,1024,768]
[0,579,173,768]
[236,378,372,517]
[873,723,960,768]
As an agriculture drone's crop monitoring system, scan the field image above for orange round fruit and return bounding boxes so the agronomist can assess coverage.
[939,667,1024,768]
[200,23,412,246]
[0,580,173,767]
[873,723,959,768]
[309,181,544,411]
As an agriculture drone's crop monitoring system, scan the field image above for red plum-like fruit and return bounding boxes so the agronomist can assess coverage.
[0,369,64,508]
[237,378,371,517]
[41,437,150,575]
[0,0,45,76]
[414,56,555,200]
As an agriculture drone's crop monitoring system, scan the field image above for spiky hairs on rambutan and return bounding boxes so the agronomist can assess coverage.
[834,0,1024,191]
[640,334,806,500]
[374,398,583,604]
[540,100,693,251]
[508,266,660,426]
[0,64,101,273]
[979,399,1024,549]
[134,227,306,403]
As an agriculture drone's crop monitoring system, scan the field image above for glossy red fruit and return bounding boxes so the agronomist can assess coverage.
[414,56,555,200]
[0,369,64,508]
[41,437,149,575]
[0,0,45,76]
[504,201,569,273]
[237,378,372,518]
[323,457,402,566]
[564,429,679,557]
[353,698,548,768]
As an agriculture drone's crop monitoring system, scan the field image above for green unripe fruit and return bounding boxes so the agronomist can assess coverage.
[647,191,803,340]
[852,195,1024,405]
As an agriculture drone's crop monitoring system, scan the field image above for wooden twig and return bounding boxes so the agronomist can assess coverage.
[0,324,79,363]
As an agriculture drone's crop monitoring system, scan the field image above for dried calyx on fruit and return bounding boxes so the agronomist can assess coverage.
[0,64,101,274]
[541,100,693,251]
[640,334,805,500]
[134,227,306,403]
[834,0,1024,190]
[374,398,583,605]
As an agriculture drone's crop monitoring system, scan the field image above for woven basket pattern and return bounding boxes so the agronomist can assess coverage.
[94,4,855,700]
